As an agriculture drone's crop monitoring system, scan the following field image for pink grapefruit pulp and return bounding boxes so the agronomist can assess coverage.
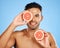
[23,11,33,22]
[34,30,44,40]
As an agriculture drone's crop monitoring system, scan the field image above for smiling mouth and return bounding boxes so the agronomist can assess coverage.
[30,22,37,26]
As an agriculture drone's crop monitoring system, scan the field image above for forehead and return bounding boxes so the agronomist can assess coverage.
[28,8,41,14]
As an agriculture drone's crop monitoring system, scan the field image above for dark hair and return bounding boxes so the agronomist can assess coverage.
[24,2,42,11]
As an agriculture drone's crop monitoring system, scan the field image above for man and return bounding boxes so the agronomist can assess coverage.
[2,2,57,48]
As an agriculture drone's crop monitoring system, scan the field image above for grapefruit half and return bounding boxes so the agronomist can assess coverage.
[23,11,33,22]
[34,30,44,40]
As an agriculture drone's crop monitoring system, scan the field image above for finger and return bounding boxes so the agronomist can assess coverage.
[23,21,28,24]
[18,13,23,19]
[17,21,25,26]
[44,32,48,37]
[37,40,45,47]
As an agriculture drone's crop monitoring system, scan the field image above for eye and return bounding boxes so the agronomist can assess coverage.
[35,14,39,17]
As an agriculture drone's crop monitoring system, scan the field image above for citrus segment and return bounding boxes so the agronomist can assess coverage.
[34,30,44,40]
[23,11,33,22]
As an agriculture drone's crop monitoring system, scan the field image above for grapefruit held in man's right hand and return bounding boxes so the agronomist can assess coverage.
[23,11,33,22]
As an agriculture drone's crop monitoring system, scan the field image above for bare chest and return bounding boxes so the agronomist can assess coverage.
[15,36,43,48]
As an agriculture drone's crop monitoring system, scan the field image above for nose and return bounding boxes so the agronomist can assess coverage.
[31,16,36,21]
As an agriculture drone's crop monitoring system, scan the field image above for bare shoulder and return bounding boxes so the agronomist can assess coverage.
[47,32,56,41]
[47,32,55,41]
[47,32,57,48]
[47,32,52,38]
[12,29,26,38]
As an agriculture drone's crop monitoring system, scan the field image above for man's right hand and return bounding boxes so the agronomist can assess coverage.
[12,12,28,27]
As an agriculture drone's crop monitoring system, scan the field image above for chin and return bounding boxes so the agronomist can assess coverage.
[28,25,39,30]
[31,28,37,30]
[27,23,39,30]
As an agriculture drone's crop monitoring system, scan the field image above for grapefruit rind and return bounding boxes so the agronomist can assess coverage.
[23,11,33,22]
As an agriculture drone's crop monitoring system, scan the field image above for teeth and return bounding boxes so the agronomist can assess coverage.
[31,22,36,25]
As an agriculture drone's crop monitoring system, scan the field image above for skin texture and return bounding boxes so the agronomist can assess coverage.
[0,23,16,48]
[0,8,57,48]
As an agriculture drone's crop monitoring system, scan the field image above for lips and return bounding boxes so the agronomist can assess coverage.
[30,22,37,26]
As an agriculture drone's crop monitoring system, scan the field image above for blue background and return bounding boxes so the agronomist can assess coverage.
[0,0,60,47]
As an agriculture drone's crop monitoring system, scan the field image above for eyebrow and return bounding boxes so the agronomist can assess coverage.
[34,13,41,16]
[35,14,39,16]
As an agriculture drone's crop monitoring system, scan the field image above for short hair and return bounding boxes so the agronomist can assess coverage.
[24,2,42,11]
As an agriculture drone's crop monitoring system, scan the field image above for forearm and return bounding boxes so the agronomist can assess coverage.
[0,22,16,48]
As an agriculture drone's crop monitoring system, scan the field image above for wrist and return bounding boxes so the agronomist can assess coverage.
[11,22,17,28]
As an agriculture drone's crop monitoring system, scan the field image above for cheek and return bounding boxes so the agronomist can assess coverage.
[39,16,42,22]
[36,19,40,24]
[36,17,41,22]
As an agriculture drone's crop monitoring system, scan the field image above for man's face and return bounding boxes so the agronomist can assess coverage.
[27,8,42,30]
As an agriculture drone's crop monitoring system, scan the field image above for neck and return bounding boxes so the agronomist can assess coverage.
[27,27,39,32]
[26,27,40,38]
